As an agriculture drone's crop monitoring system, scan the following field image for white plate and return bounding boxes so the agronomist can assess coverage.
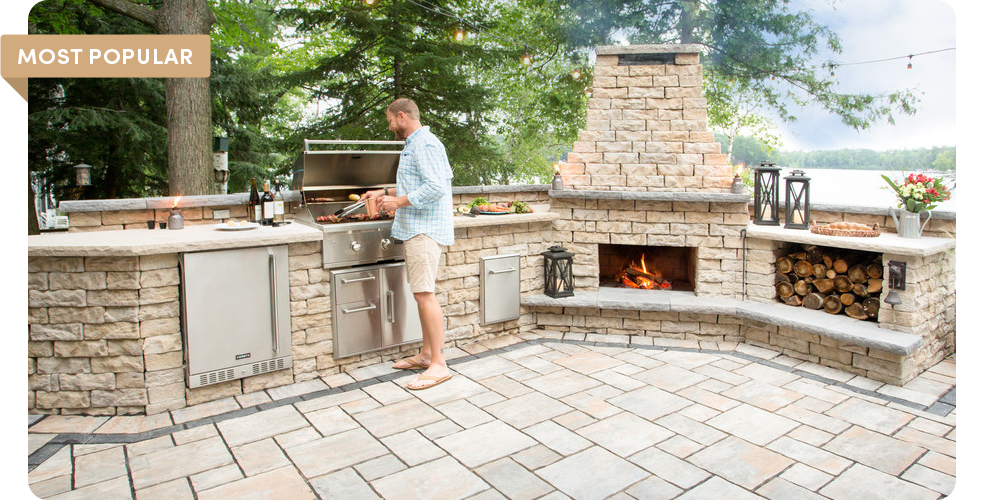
[215,222,260,231]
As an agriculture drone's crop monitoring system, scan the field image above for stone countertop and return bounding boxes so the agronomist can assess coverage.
[28,222,324,257]
[745,224,956,257]
[29,211,560,257]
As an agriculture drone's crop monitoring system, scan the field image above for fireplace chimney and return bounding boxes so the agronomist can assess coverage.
[560,44,732,192]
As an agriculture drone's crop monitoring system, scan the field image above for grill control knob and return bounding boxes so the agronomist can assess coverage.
[380,238,393,250]
[350,241,362,253]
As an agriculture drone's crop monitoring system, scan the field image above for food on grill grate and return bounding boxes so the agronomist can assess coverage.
[315,212,395,224]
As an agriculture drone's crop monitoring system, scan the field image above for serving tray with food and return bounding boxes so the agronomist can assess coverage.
[455,197,534,216]
[810,220,880,237]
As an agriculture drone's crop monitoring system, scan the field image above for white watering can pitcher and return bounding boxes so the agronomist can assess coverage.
[890,208,931,238]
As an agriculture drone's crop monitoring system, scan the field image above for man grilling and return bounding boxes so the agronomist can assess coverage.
[360,98,454,390]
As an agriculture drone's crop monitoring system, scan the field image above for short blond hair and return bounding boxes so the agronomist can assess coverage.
[386,98,420,120]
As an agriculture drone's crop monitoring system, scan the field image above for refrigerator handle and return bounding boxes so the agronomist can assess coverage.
[386,290,395,323]
[269,250,280,354]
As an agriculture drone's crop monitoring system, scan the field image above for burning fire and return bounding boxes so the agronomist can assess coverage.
[614,253,672,290]
[172,195,182,208]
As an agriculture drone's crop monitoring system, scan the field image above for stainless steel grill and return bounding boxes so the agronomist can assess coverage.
[292,140,406,269]
[292,139,423,359]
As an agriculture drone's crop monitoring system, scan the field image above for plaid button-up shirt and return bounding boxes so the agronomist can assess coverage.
[391,126,455,246]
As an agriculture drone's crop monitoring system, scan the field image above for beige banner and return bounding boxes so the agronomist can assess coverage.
[2,34,211,101]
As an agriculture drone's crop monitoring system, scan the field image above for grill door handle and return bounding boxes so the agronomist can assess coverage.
[386,290,395,323]
[268,250,280,354]
[342,304,378,314]
[488,267,517,275]
[341,275,377,284]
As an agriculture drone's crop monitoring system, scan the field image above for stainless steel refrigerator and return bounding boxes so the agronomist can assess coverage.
[180,245,293,388]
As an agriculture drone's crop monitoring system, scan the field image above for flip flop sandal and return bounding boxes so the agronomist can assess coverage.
[393,357,429,370]
[407,373,452,390]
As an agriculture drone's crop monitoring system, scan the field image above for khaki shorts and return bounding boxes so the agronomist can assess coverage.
[404,234,443,293]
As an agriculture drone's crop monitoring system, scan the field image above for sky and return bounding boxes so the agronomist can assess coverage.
[774,0,958,152]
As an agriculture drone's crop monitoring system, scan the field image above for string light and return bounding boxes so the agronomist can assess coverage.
[572,69,581,79]
[455,24,464,41]
[907,55,913,69]
[522,45,531,65]
[810,47,953,71]
[828,63,835,77]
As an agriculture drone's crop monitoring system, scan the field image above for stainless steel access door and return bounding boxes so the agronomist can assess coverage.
[480,254,521,325]
[181,245,292,388]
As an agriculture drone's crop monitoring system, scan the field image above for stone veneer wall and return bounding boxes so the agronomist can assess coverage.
[29,219,553,415]
[560,45,732,192]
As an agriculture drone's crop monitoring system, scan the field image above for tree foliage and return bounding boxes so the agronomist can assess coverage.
[28,0,169,202]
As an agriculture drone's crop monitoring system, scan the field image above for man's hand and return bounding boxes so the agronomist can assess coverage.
[376,195,411,213]
[358,189,385,202]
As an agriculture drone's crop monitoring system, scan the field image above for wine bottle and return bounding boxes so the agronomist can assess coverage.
[248,178,260,223]
[261,180,274,225]
[273,181,285,224]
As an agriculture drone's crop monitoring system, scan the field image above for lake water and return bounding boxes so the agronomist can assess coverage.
[778,168,956,213]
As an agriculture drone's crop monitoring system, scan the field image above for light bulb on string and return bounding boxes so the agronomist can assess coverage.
[907,55,913,69]
[572,69,581,80]
[828,63,835,77]
[455,22,464,41]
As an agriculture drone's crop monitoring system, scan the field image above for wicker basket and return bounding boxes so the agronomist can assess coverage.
[809,221,881,238]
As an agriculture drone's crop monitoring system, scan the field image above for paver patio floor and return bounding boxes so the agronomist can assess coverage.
[27,331,957,499]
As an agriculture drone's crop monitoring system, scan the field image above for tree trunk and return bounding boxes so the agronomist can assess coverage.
[160,0,214,196]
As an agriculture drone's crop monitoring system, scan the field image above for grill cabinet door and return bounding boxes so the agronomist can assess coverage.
[331,268,382,358]
[380,262,423,349]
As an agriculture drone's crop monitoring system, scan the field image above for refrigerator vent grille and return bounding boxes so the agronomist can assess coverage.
[200,368,235,387]
[253,359,286,375]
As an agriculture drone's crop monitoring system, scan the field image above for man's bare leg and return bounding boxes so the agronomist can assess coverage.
[407,291,450,388]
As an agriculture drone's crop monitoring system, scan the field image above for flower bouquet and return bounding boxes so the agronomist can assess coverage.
[882,173,952,213]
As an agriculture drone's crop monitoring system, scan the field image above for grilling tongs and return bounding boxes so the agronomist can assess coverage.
[333,199,367,217]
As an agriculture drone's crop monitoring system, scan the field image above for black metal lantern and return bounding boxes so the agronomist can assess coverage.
[542,245,574,298]
[752,161,781,225]
[784,170,811,229]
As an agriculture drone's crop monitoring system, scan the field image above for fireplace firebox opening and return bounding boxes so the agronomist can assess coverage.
[599,244,696,292]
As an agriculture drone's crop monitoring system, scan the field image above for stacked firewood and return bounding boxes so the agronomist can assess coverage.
[774,245,882,321]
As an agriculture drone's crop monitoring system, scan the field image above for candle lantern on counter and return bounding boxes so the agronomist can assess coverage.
[752,161,781,225]
[551,162,564,190]
[784,169,811,229]
[167,196,184,230]
[542,245,574,298]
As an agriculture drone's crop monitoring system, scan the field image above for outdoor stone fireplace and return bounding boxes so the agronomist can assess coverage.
[552,44,749,298]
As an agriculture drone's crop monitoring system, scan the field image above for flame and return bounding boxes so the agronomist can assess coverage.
[734,163,744,176]
[640,254,647,274]
[554,162,561,173]
[172,195,182,208]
